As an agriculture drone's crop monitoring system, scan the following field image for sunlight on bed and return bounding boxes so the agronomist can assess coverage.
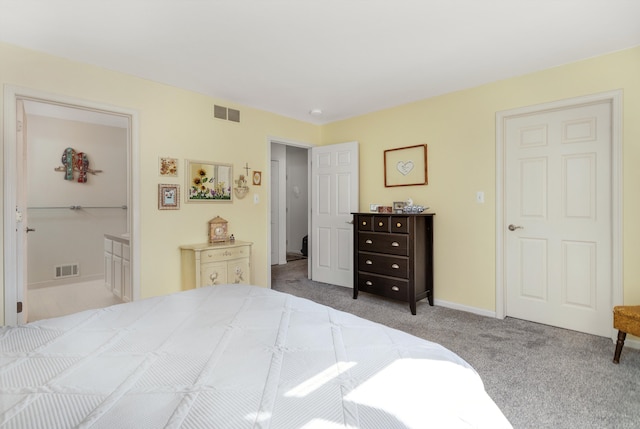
[344,358,493,427]
[285,361,357,398]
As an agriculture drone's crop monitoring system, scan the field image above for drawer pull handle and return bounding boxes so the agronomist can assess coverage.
[391,263,399,269]
[365,281,373,286]
[396,222,402,227]
[391,286,399,292]
[378,222,384,226]
[209,272,218,284]
[365,260,373,265]
[391,242,399,247]
[365,239,373,244]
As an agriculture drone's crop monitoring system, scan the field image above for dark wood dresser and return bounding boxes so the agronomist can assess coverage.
[352,213,434,315]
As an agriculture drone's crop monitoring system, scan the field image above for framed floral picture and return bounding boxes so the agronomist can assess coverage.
[159,157,178,177]
[158,184,180,210]
[185,160,233,202]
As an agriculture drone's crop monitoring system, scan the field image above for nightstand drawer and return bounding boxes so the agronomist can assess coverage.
[201,245,249,262]
[358,232,408,256]
[358,252,408,278]
[357,272,409,300]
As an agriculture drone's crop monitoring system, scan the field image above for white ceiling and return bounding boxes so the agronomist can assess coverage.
[2,0,639,125]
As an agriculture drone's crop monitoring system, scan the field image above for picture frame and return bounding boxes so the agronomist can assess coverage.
[158,184,180,210]
[252,170,262,186]
[393,201,406,214]
[159,157,178,177]
[384,144,428,187]
[185,159,233,202]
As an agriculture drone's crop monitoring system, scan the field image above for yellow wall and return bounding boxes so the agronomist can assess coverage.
[0,42,321,318]
[323,46,640,311]
[2,41,639,323]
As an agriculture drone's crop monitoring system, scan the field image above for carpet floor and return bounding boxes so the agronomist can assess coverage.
[272,259,640,429]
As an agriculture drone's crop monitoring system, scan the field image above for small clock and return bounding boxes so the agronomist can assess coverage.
[208,216,228,243]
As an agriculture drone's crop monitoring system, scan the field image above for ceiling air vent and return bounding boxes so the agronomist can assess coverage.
[213,105,240,123]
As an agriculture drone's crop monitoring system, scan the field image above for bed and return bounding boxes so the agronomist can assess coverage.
[0,284,512,428]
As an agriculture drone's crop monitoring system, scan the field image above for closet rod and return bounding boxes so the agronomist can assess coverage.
[27,205,128,210]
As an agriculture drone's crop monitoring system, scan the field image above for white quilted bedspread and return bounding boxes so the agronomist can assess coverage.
[0,285,511,428]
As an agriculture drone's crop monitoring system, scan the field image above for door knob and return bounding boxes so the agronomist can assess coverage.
[25,227,36,233]
[508,224,524,231]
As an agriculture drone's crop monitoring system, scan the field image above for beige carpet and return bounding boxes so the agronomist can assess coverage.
[272,259,640,429]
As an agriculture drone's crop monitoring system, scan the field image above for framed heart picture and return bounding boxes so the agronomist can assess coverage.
[384,144,428,187]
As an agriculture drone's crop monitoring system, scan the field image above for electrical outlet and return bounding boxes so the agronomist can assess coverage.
[370,204,379,212]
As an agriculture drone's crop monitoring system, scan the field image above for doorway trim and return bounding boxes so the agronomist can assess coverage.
[3,84,140,325]
[267,136,313,289]
[495,90,623,334]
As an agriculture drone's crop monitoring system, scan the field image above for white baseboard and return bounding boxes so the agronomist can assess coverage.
[28,274,104,290]
[435,299,640,351]
[433,298,497,318]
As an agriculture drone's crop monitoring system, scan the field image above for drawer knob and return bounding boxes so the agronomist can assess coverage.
[365,281,373,286]
[391,286,399,292]
[396,222,402,227]
[365,239,373,244]
[365,260,373,265]
[362,221,367,226]
[378,222,384,226]
[391,241,399,247]
[391,263,399,269]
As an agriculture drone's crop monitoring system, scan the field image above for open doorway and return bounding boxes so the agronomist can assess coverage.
[23,101,129,321]
[270,143,309,266]
[3,85,138,325]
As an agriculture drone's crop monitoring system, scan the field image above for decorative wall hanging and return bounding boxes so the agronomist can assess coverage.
[384,144,428,187]
[54,147,102,183]
[234,174,249,199]
[159,157,178,177]
[252,171,262,186]
[158,184,180,210]
[186,159,232,202]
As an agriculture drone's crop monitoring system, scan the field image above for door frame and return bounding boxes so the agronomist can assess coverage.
[2,85,140,325]
[495,90,623,336]
[267,136,313,288]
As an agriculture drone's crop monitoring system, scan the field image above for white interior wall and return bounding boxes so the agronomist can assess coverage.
[286,146,308,254]
[27,115,127,287]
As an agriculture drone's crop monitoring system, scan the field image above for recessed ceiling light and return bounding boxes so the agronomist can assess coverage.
[309,108,323,116]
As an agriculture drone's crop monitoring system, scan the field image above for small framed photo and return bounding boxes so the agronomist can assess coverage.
[393,201,406,213]
[159,157,178,177]
[158,184,180,210]
[252,171,262,186]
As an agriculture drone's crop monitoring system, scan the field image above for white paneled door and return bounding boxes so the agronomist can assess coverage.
[505,101,612,336]
[311,141,359,287]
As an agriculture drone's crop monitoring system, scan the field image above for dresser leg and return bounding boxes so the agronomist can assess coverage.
[410,302,416,315]
[427,291,434,306]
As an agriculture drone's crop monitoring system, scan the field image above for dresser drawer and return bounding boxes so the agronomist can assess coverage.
[390,216,409,233]
[201,245,249,262]
[358,232,408,256]
[357,216,374,231]
[357,272,409,301]
[373,216,389,232]
[358,252,408,277]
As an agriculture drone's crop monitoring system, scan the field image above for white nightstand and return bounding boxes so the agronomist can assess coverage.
[180,240,252,288]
